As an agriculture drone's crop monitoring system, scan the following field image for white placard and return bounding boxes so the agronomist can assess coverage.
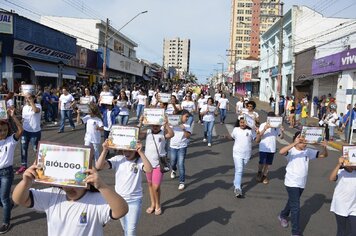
[108,126,139,150]
[168,115,182,126]
[80,97,90,105]
[101,95,114,105]
[342,146,356,166]
[21,84,36,96]
[244,114,255,128]
[208,105,216,113]
[159,93,171,103]
[300,126,325,144]
[116,101,127,108]
[0,100,7,120]
[143,108,165,125]
[77,104,90,113]
[267,117,283,128]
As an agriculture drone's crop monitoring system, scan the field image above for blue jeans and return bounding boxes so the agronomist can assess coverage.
[280,186,304,235]
[186,115,194,127]
[0,166,14,224]
[85,141,101,161]
[44,103,53,122]
[51,103,58,122]
[170,147,187,183]
[120,198,142,236]
[233,155,249,190]
[136,105,145,121]
[59,110,75,132]
[118,115,129,126]
[21,130,41,167]
[219,109,227,123]
[203,121,214,143]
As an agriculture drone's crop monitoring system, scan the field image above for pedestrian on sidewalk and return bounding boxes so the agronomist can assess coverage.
[278,131,328,236]
[200,97,217,147]
[218,93,229,124]
[169,110,192,191]
[329,156,356,236]
[225,117,256,198]
[0,108,23,233]
[17,94,42,174]
[300,100,309,126]
[255,112,284,184]
[58,88,76,133]
[342,104,356,142]
[96,140,152,236]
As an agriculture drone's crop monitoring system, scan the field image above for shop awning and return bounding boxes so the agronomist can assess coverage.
[23,60,77,80]
[294,72,339,86]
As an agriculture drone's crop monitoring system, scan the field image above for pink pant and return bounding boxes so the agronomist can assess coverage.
[146,167,164,185]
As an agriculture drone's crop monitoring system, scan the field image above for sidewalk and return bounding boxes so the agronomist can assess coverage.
[251,97,345,151]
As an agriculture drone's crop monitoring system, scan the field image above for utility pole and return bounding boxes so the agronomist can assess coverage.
[102,18,109,80]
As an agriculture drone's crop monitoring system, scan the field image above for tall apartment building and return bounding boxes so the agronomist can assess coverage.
[163,37,190,74]
[229,0,280,70]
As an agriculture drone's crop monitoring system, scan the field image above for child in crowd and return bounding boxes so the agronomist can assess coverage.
[77,104,104,161]
[12,165,128,236]
[278,131,328,236]
[0,108,23,233]
[100,103,120,140]
[329,156,356,236]
[96,141,152,236]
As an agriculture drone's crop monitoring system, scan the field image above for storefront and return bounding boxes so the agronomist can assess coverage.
[69,46,98,86]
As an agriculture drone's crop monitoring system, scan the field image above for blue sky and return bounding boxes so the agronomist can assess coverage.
[1,0,355,83]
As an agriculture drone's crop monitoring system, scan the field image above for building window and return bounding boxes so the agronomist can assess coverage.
[237,3,244,7]
[238,16,244,21]
[236,36,243,41]
[244,36,250,41]
[245,10,252,14]
[244,30,251,35]
[237,29,243,34]
[237,9,244,14]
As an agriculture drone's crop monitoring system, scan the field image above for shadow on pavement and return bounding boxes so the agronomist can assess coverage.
[186,165,233,186]
[159,207,234,236]
[186,150,220,159]
[11,211,46,226]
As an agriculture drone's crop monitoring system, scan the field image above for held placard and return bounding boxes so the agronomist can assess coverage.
[300,126,325,144]
[0,100,7,120]
[267,116,283,128]
[143,108,165,125]
[107,125,139,150]
[342,145,356,166]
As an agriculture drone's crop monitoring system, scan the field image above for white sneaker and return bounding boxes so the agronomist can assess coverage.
[203,138,207,142]
[170,170,176,179]
[208,143,212,147]
[178,183,185,190]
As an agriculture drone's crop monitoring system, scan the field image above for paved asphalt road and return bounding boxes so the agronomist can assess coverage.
[7,96,341,236]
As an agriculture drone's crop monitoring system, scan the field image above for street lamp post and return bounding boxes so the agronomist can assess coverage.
[217,62,224,89]
[102,11,148,80]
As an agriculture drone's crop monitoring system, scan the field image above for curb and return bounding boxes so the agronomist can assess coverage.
[328,141,343,151]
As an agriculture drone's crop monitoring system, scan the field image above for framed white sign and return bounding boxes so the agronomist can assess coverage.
[80,97,90,105]
[300,126,325,144]
[267,116,283,128]
[107,126,139,150]
[342,145,356,166]
[143,108,165,125]
[244,113,255,128]
[21,84,36,96]
[77,104,90,114]
[35,142,93,188]
[159,93,171,104]
[167,115,182,126]
[0,100,7,120]
[101,95,114,105]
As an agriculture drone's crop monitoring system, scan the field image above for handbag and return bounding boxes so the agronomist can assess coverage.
[151,132,170,173]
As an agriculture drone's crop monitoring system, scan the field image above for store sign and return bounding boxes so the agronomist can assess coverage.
[0,13,13,34]
[13,40,74,64]
[312,48,356,75]
[107,50,144,76]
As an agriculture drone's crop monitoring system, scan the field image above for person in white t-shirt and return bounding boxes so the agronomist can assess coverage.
[148,87,155,105]
[200,97,217,147]
[169,110,192,191]
[83,87,97,104]
[0,108,23,233]
[181,93,196,126]
[329,156,356,236]
[324,107,338,141]
[131,87,139,111]
[99,84,113,100]
[12,165,128,236]
[136,91,147,122]
[58,88,76,133]
[278,131,328,236]
[225,117,256,198]
[214,91,222,106]
[217,93,229,124]
[139,121,174,216]
[96,141,152,236]
[255,112,284,184]
[165,95,181,115]
[117,90,130,126]
[77,104,104,161]
[17,94,42,174]
[197,93,206,123]
[235,97,244,115]
[242,101,259,124]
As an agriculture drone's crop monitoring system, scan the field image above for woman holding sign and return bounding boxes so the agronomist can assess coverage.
[181,93,196,126]
[329,156,356,236]
[200,97,217,147]
[96,141,152,236]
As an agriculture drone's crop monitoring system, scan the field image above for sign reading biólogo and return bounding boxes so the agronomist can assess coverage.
[35,142,93,188]
[107,126,139,150]
[300,126,325,144]
[267,117,283,128]
[342,145,356,166]
[0,100,7,120]
[167,115,182,126]
[159,93,171,104]
[21,84,36,96]
[244,113,255,129]
[143,108,165,125]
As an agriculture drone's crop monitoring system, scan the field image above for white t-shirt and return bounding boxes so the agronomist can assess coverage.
[231,127,255,158]
[137,95,147,105]
[165,104,180,115]
[148,90,154,97]
[170,124,191,149]
[22,103,42,132]
[201,104,215,122]
[0,134,18,169]
[181,101,196,113]
[59,94,74,110]
[326,112,338,127]
[31,187,111,236]
[197,98,206,109]
[84,95,96,104]
[192,93,198,101]
[104,110,112,131]
[82,115,103,144]
[236,101,244,113]
[284,147,319,188]
[131,90,139,100]
[108,155,144,201]
[117,100,129,116]
[6,99,14,108]
[125,90,131,100]
[218,98,229,109]
[330,169,356,217]
[243,110,259,120]
[144,129,166,168]
[258,122,281,153]
[214,93,221,102]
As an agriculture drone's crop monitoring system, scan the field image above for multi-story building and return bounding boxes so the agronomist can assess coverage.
[163,37,190,76]
[228,0,280,71]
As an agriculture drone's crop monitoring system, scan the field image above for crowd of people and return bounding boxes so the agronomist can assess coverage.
[0,81,354,236]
